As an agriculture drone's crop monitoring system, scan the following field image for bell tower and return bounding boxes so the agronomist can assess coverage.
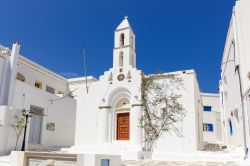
[113,16,136,69]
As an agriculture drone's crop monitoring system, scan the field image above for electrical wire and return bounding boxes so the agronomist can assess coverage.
[221,40,235,78]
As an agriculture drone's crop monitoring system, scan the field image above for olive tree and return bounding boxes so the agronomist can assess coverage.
[139,73,186,152]
[12,115,26,150]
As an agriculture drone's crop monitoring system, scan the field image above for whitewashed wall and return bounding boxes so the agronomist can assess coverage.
[0,50,11,106]
[69,67,143,148]
[232,0,250,149]
[220,27,244,148]
[22,80,75,145]
[0,79,76,154]
[201,93,222,143]
[0,106,12,155]
[219,0,250,149]
[153,71,204,157]
[0,44,77,155]
[0,55,6,105]
[233,0,250,94]
[17,56,70,96]
[0,56,5,91]
[69,69,204,159]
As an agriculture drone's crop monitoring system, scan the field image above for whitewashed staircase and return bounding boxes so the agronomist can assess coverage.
[65,142,143,160]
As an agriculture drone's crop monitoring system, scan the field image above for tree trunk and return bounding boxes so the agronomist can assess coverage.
[15,136,19,150]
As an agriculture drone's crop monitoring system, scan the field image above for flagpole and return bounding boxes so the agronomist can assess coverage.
[83,48,88,93]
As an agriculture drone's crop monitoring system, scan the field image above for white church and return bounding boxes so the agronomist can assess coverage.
[0,17,223,161]
[67,17,204,159]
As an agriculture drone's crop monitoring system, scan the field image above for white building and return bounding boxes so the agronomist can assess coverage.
[68,17,204,159]
[0,17,206,160]
[219,0,250,153]
[0,43,76,155]
[201,93,222,144]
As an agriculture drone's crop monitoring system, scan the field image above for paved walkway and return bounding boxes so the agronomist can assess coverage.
[122,160,246,166]
[122,149,250,166]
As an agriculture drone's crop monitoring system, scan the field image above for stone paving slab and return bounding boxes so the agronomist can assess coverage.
[122,160,245,166]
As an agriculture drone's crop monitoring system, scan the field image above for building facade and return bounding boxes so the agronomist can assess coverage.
[0,43,76,155]
[201,93,222,144]
[219,0,250,153]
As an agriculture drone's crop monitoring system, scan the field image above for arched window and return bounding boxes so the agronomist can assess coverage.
[120,33,125,47]
[115,98,130,110]
[229,119,233,136]
[16,72,25,82]
[119,52,124,67]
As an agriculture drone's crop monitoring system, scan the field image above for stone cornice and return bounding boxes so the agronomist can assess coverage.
[99,104,143,109]
[132,103,143,107]
[115,27,135,35]
[19,56,68,84]
[98,106,112,109]
[113,45,130,50]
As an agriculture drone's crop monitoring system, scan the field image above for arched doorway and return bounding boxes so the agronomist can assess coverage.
[115,98,130,140]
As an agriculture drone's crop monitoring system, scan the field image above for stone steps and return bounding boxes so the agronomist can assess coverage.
[66,143,143,160]
[122,160,243,166]
[27,144,65,152]
[0,155,10,166]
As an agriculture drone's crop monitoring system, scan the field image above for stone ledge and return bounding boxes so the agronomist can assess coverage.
[98,106,112,109]
[131,104,143,107]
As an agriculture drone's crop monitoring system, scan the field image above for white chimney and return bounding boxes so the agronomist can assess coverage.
[7,42,20,106]
[10,42,20,70]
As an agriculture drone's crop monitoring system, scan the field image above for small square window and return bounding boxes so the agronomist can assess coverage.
[35,81,42,89]
[204,106,212,112]
[57,91,64,97]
[207,124,213,131]
[16,73,25,82]
[46,122,55,131]
[101,159,110,166]
[203,123,213,132]
[203,124,207,131]
[229,120,233,136]
[46,85,55,94]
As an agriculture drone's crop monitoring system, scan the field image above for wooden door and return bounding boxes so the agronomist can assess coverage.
[117,112,130,140]
[28,115,42,144]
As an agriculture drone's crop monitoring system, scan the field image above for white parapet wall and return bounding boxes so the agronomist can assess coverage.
[0,106,13,155]
[0,106,7,126]
[77,154,121,166]
[0,151,121,166]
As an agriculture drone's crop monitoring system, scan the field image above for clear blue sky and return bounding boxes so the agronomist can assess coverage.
[0,0,235,93]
